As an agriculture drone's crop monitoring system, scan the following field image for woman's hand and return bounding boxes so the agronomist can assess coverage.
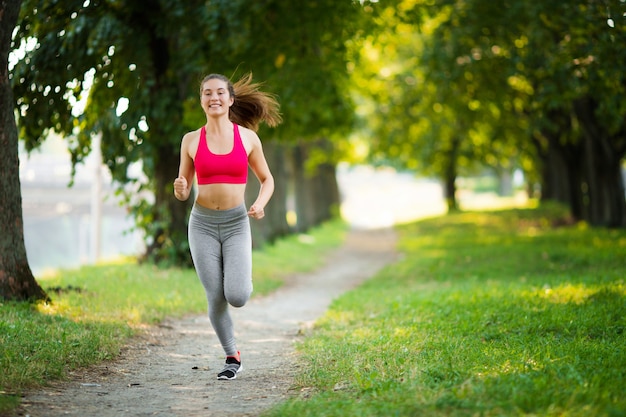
[247,204,265,219]
[173,176,189,200]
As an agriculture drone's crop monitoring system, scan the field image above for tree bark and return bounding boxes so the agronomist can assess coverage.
[442,135,460,212]
[141,27,193,265]
[313,156,340,224]
[538,135,588,220]
[0,0,48,301]
[536,134,576,207]
[291,139,340,232]
[246,140,290,247]
[534,107,585,219]
[536,99,626,227]
[146,142,193,265]
[292,142,315,232]
[574,97,626,227]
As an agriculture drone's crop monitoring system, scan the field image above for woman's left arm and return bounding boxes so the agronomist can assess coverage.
[246,131,275,219]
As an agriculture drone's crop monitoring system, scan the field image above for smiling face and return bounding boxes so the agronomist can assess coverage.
[200,77,234,118]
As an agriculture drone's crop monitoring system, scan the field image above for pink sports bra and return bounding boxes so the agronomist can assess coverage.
[194,123,248,185]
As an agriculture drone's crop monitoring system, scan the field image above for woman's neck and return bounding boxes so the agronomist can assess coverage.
[204,117,232,136]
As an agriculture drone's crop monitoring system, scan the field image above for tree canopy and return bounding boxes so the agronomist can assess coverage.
[4,0,625,301]
[11,0,372,266]
[353,0,626,223]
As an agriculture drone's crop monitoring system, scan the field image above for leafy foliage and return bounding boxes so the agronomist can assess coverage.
[352,0,626,223]
[12,0,218,264]
[11,0,372,263]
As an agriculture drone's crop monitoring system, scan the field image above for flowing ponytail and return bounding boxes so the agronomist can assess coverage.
[199,73,282,131]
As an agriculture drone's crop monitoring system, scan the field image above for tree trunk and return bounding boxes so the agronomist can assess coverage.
[146,143,193,265]
[574,97,626,227]
[138,26,196,265]
[443,174,457,212]
[312,156,340,224]
[0,0,48,302]
[541,137,589,221]
[442,135,460,212]
[536,99,626,227]
[536,135,571,205]
[246,140,290,247]
[291,139,340,231]
[496,167,513,197]
[534,106,586,220]
[292,142,316,231]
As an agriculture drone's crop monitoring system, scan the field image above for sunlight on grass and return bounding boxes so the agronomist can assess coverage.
[528,282,625,305]
[265,206,626,417]
[0,219,347,414]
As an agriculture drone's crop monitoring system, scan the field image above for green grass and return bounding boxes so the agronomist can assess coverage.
[0,218,348,413]
[264,206,626,417]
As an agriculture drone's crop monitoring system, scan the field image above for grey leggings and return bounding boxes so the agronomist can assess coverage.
[188,203,253,357]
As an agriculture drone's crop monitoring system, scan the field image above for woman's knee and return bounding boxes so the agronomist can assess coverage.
[225,288,251,308]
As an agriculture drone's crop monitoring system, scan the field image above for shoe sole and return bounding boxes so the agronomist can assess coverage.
[217,364,243,380]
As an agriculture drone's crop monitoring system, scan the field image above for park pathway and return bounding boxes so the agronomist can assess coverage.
[17,227,398,417]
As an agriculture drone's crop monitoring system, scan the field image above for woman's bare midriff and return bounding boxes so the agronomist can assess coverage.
[195,183,247,210]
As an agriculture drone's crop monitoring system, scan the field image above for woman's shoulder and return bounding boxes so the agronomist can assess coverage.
[236,124,259,140]
[235,124,262,154]
[179,128,202,155]
[182,127,202,143]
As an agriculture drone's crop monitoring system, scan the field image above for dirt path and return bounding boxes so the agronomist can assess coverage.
[17,227,397,417]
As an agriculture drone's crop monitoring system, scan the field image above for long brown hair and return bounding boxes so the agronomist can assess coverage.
[199,73,282,131]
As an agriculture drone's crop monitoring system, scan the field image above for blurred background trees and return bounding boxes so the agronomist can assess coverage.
[4,0,625,299]
[359,0,625,223]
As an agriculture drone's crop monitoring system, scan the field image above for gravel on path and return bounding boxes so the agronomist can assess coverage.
[17,227,397,417]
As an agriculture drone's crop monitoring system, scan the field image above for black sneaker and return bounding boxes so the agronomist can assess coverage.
[217,354,242,380]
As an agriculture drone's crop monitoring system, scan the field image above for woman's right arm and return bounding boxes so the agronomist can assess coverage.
[173,133,195,201]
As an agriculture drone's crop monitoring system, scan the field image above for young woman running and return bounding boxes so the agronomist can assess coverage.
[173,73,281,380]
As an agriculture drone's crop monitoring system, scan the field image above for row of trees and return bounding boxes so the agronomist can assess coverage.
[2,0,625,301]
[360,0,626,223]
[2,0,371,300]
